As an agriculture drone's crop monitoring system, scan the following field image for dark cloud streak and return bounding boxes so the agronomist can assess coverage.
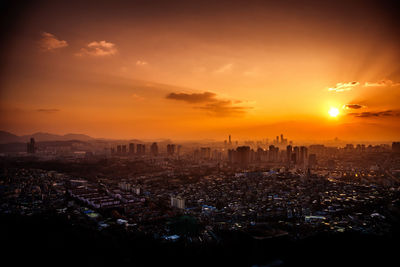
[166,92,217,103]
[348,110,400,118]
[166,91,251,117]
[343,104,364,109]
[36,108,60,113]
[196,100,250,117]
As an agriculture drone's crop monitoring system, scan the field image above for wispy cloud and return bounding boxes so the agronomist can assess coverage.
[166,91,250,117]
[243,69,260,77]
[36,108,60,113]
[136,60,148,66]
[39,32,68,51]
[328,81,359,92]
[131,93,144,101]
[77,41,117,56]
[328,79,399,92]
[364,79,400,87]
[214,63,233,74]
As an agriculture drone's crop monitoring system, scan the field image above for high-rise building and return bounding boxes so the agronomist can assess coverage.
[228,149,234,163]
[200,147,211,160]
[256,147,265,162]
[136,144,145,156]
[132,187,141,195]
[236,146,250,167]
[300,146,308,164]
[117,145,122,154]
[212,149,222,161]
[27,138,35,154]
[291,153,297,164]
[229,135,232,145]
[268,145,279,162]
[122,145,127,154]
[129,143,135,154]
[150,142,158,156]
[170,196,185,209]
[118,182,131,191]
[167,144,176,156]
[293,146,299,163]
[194,149,200,162]
[308,154,317,168]
[286,145,292,163]
[392,142,400,153]
[280,134,288,145]
[345,144,354,150]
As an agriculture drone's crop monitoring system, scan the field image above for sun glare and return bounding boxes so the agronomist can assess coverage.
[328,107,339,117]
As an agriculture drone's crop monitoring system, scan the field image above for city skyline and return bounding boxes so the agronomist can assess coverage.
[1,129,398,145]
[1,0,400,141]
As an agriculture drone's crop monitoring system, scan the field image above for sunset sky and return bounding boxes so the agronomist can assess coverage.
[1,0,399,141]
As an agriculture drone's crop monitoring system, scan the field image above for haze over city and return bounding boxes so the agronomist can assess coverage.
[1,0,400,141]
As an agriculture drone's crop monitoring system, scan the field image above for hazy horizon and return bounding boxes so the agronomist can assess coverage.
[1,129,398,145]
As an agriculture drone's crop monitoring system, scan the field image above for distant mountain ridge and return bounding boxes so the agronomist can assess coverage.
[0,131,94,144]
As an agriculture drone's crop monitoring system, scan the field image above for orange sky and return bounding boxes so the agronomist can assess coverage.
[1,0,399,141]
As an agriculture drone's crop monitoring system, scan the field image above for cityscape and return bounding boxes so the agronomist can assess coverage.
[1,0,400,266]
[1,132,400,266]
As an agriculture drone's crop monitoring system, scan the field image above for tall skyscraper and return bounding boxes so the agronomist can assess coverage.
[300,146,308,164]
[393,142,400,153]
[229,135,232,145]
[27,138,35,154]
[269,145,279,162]
[167,144,176,156]
[150,142,158,156]
[194,149,200,162]
[236,146,250,167]
[286,145,292,163]
[129,143,135,154]
[308,154,317,168]
[200,147,211,160]
[136,144,145,156]
[293,146,299,164]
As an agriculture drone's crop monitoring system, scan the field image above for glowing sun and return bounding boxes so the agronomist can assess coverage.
[328,107,340,117]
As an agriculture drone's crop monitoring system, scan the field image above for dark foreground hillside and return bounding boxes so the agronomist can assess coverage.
[1,214,398,267]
